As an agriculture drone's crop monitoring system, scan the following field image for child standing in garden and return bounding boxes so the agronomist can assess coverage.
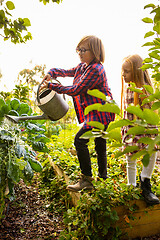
[121,54,159,205]
[40,35,115,192]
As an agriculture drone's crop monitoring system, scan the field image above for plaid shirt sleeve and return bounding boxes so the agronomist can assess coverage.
[48,64,102,96]
[47,67,77,78]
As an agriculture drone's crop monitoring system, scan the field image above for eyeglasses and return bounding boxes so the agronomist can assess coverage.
[76,48,90,54]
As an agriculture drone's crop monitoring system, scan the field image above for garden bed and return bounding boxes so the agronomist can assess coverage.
[48,155,160,239]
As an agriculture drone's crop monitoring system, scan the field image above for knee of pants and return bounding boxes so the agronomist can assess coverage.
[74,135,89,149]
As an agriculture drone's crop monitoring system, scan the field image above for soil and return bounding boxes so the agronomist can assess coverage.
[0,177,65,240]
[0,163,160,240]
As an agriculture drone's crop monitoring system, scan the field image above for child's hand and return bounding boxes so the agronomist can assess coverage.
[39,74,51,91]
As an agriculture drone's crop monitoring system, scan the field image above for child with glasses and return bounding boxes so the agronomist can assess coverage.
[121,54,159,205]
[40,35,115,192]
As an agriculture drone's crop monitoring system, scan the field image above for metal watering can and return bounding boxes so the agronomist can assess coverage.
[5,80,69,124]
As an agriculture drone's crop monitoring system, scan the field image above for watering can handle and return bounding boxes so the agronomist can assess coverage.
[37,78,66,105]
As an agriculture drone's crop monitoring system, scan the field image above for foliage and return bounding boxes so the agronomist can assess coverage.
[39,0,63,4]
[0,0,62,43]
[41,126,160,239]
[0,0,32,43]
[0,120,43,219]
[0,96,54,220]
[12,84,30,102]
[38,158,72,214]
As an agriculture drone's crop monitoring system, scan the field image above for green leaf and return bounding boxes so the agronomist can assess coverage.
[128,86,143,94]
[0,10,5,18]
[87,89,106,101]
[8,109,19,116]
[142,154,150,167]
[8,161,20,183]
[106,128,122,142]
[137,137,154,145]
[142,17,153,23]
[149,50,160,60]
[141,64,153,70]
[0,99,5,109]
[87,121,105,130]
[144,31,155,38]
[152,101,160,110]
[80,130,102,139]
[115,145,139,158]
[10,98,20,110]
[153,21,160,34]
[144,4,156,9]
[6,1,15,10]
[126,105,143,119]
[107,119,132,131]
[131,150,147,161]
[126,126,146,136]
[142,42,154,47]
[28,158,43,172]
[84,103,102,115]
[18,103,30,115]
[23,18,31,27]
[143,85,154,94]
[143,58,153,63]
[143,109,159,125]
[98,103,120,115]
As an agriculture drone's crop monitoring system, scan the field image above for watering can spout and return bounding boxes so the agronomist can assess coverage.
[5,113,49,124]
[5,79,69,124]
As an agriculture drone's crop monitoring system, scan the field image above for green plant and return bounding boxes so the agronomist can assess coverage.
[38,159,72,214]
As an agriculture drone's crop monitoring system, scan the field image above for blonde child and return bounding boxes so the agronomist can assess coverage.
[121,54,159,205]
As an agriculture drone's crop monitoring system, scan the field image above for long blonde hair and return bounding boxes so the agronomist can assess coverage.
[77,35,105,64]
[121,54,153,110]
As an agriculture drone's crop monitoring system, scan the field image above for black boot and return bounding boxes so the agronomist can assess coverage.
[139,176,160,205]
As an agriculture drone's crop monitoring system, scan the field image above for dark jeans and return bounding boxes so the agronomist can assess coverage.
[74,127,107,179]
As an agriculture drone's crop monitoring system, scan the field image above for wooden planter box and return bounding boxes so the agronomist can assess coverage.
[48,156,160,239]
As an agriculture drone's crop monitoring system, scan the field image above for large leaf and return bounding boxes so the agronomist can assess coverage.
[137,137,154,145]
[98,103,120,115]
[131,150,148,161]
[126,126,146,136]
[126,105,143,119]
[10,98,20,111]
[18,103,30,115]
[87,121,105,130]
[84,103,102,115]
[143,109,159,125]
[104,128,122,142]
[115,145,139,158]
[107,119,132,131]
[152,101,160,110]
[7,160,20,183]
[143,85,154,94]
[142,154,150,167]
[80,131,98,139]
[28,158,43,172]
[87,89,106,101]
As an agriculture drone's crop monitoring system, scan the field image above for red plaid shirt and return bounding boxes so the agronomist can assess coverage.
[47,62,115,129]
